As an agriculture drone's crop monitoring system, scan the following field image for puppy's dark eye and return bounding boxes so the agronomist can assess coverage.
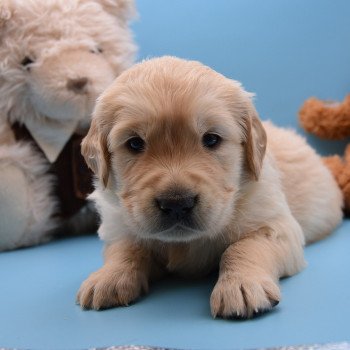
[202,133,221,149]
[126,136,145,153]
[21,56,34,67]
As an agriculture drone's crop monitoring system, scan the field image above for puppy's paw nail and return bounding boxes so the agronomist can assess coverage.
[77,268,148,310]
[210,273,281,320]
[269,298,280,307]
[231,312,243,320]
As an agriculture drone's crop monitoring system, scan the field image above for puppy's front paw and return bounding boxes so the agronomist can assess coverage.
[210,272,280,319]
[76,267,148,310]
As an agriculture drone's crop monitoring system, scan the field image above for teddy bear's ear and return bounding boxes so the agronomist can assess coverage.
[0,0,12,29]
[98,0,137,22]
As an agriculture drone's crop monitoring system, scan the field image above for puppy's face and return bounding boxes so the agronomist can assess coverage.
[83,57,266,242]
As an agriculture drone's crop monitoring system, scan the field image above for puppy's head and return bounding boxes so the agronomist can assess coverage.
[82,56,266,242]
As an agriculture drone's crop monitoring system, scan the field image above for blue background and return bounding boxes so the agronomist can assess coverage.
[1,1,350,349]
[133,0,350,154]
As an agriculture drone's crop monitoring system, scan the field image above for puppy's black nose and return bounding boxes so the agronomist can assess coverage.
[156,193,198,220]
[67,77,88,94]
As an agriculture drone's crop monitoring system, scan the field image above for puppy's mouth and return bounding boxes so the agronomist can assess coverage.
[151,223,203,242]
[149,189,204,238]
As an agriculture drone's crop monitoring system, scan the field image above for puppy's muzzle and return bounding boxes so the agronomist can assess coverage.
[155,189,199,227]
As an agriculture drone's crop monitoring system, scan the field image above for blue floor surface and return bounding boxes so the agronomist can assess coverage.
[0,221,349,350]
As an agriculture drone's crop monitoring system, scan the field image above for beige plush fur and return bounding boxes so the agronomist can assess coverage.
[77,56,343,318]
[0,0,136,251]
[0,0,136,127]
[0,124,57,250]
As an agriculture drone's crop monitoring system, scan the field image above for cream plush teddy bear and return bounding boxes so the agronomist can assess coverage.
[0,0,137,251]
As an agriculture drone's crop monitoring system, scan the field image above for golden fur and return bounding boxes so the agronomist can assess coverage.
[77,56,343,318]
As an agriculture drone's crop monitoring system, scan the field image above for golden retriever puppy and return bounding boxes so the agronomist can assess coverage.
[77,56,343,318]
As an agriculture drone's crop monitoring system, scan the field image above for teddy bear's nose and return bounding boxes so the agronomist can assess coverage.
[67,77,88,94]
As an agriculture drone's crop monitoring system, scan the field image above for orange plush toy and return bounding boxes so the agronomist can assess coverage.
[299,95,350,213]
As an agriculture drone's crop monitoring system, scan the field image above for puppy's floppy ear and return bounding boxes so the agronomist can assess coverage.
[81,117,110,188]
[97,0,137,22]
[241,102,267,181]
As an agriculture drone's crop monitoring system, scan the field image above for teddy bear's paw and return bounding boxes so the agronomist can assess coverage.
[210,272,280,319]
[76,267,149,310]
